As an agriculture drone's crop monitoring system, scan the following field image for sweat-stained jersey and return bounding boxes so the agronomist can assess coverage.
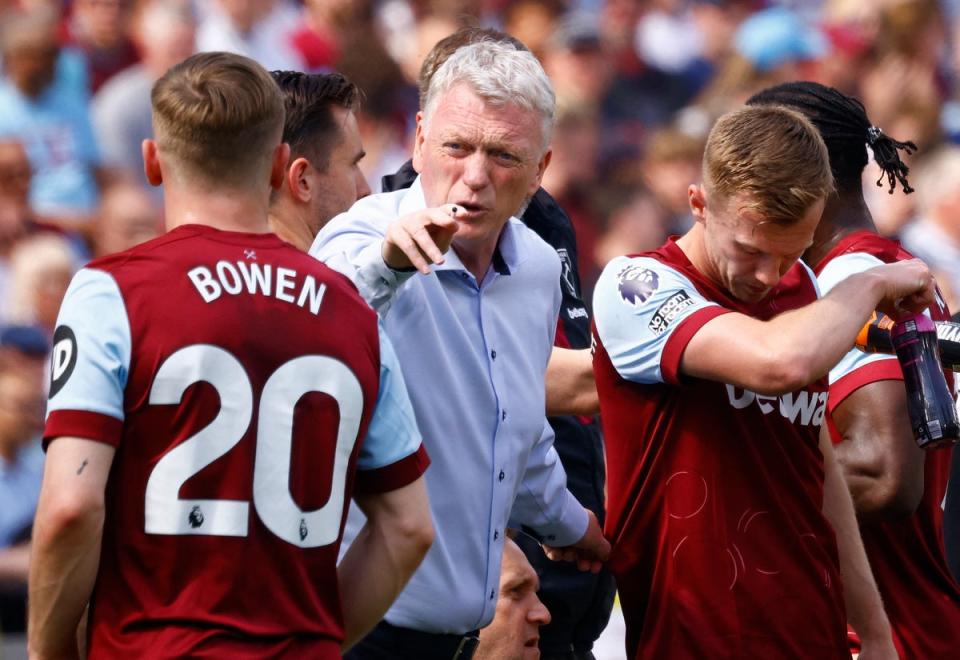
[592,238,847,660]
[815,230,960,659]
[44,224,428,658]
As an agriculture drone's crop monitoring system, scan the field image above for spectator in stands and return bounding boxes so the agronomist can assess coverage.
[0,324,49,389]
[0,137,80,323]
[5,234,76,336]
[197,0,303,70]
[92,0,196,192]
[901,146,960,311]
[0,138,61,249]
[91,180,161,257]
[0,367,46,633]
[64,0,139,93]
[0,6,102,229]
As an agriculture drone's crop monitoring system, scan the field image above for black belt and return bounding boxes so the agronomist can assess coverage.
[376,621,480,660]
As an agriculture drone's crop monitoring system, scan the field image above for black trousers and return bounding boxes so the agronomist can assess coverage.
[344,621,479,660]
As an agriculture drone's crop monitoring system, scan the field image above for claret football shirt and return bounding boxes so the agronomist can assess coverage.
[815,230,960,659]
[592,239,847,659]
[44,225,428,658]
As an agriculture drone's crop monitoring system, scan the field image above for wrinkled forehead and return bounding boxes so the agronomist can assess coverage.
[428,85,545,150]
[501,542,540,593]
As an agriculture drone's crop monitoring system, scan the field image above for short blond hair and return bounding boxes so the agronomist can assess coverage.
[151,52,284,188]
[703,105,833,224]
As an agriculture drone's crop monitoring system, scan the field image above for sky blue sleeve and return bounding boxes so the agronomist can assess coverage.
[356,322,423,470]
[46,268,131,421]
[593,255,722,384]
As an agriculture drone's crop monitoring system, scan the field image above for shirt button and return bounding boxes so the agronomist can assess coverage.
[491,349,497,360]
[490,590,495,600]
[498,470,505,482]
[501,410,507,421]
[494,530,499,540]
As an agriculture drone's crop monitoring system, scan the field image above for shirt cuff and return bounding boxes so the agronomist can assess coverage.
[354,444,431,494]
[355,242,416,311]
[660,306,732,385]
[43,410,124,450]
[533,488,589,546]
[828,358,904,413]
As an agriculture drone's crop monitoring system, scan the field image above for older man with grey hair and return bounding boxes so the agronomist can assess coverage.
[311,41,609,660]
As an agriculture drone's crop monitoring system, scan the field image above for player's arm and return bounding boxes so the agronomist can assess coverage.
[337,326,433,649]
[830,381,923,520]
[819,424,897,658]
[28,437,115,660]
[339,477,433,649]
[681,260,934,394]
[545,347,598,417]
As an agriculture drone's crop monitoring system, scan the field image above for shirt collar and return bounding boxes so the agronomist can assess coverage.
[399,176,522,277]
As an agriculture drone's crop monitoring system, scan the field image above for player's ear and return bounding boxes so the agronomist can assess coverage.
[689,184,707,225]
[142,139,162,186]
[287,157,312,203]
[270,143,291,191]
[412,111,426,174]
[530,148,551,195]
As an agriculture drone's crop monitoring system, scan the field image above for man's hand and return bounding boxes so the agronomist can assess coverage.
[868,258,935,319]
[543,510,610,573]
[382,205,460,274]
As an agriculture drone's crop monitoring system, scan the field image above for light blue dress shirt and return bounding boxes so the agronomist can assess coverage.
[311,177,587,634]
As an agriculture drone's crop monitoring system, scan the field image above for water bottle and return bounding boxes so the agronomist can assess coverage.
[891,314,960,448]
[856,311,960,372]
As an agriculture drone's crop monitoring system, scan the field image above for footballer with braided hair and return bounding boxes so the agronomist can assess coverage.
[748,81,960,659]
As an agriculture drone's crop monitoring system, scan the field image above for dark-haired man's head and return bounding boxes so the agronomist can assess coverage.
[746,81,917,198]
[268,71,370,250]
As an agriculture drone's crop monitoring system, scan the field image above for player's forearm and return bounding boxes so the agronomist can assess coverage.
[339,479,433,649]
[771,272,892,387]
[819,427,894,649]
[721,271,889,394]
[28,502,103,659]
[545,347,598,416]
[338,516,432,649]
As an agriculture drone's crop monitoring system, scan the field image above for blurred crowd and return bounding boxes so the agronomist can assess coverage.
[3,0,960,637]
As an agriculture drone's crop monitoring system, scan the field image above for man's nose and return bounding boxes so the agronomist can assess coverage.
[461,153,491,190]
[754,257,780,288]
[356,170,371,199]
[529,595,551,626]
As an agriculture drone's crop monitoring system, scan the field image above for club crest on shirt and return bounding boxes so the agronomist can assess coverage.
[49,325,78,398]
[556,248,578,298]
[618,264,659,307]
